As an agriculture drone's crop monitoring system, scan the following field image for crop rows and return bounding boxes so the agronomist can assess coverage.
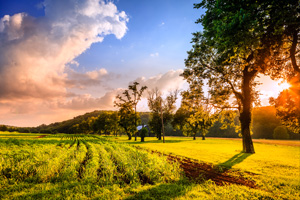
[0,136,181,188]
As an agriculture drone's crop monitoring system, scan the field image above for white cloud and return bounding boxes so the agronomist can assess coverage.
[134,69,187,94]
[150,52,159,57]
[0,0,128,101]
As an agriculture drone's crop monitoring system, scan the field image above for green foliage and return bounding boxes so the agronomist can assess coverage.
[174,86,216,140]
[115,82,147,140]
[140,127,148,142]
[271,89,300,134]
[147,89,178,140]
[273,126,290,140]
[91,112,120,135]
[252,106,282,139]
[0,125,8,131]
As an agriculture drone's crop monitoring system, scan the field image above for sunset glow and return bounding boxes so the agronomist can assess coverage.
[0,0,295,127]
[278,82,291,91]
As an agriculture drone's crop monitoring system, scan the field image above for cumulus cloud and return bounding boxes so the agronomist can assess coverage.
[66,68,109,89]
[58,89,122,110]
[0,0,128,101]
[134,69,186,93]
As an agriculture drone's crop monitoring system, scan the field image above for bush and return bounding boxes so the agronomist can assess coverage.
[273,126,289,139]
[140,127,148,142]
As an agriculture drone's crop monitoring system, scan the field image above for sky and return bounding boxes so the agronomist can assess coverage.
[0,0,284,127]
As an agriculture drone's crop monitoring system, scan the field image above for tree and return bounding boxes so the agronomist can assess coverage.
[140,127,148,142]
[184,1,294,153]
[262,0,300,134]
[0,125,8,132]
[115,82,147,141]
[173,85,216,140]
[108,112,121,136]
[252,106,284,139]
[147,88,178,142]
[129,82,148,141]
[117,102,137,140]
[273,126,290,140]
[93,112,111,135]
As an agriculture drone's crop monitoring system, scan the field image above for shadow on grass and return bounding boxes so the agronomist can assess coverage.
[125,180,192,200]
[218,152,252,170]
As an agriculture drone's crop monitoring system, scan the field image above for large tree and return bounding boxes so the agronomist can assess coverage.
[184,0,292,153]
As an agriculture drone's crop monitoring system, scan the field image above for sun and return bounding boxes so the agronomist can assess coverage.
[278,81,291,91]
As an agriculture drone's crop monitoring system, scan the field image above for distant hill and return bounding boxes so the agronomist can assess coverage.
[20,110,151,134]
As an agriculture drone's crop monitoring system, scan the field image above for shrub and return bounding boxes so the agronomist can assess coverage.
[140,127,148,142]
[273,126,289,139]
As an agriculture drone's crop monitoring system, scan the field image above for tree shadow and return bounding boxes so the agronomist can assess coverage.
[218,152,252,170]
[125,180,192,200]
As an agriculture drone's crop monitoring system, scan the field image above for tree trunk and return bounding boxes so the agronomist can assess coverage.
[141,136,144,142]
[157,134,161,140]
[193,133,196,140]
[127,132,132,140]
[135,105,137,141]
[240,69,255,153]
[240,112,254,153]
[160,100,165,143]
[202,134,205,140]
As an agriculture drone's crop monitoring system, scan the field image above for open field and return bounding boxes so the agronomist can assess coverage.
[1,132,299,199]
[114,136,300,199]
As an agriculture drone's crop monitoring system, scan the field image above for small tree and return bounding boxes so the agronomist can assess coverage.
[140,127,148,142]
[147,88,178,142]
[115,82,147,140]
[174,87,216,140]
[273,126,290,140]
[115,101,137,140]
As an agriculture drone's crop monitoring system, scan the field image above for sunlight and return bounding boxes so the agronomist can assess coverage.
[278,81,291,91]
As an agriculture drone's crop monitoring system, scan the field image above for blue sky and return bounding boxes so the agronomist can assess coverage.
[0,0,202,77]
[72,0,203,78]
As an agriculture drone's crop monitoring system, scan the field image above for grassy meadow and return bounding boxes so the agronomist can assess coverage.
[0,132,299,199]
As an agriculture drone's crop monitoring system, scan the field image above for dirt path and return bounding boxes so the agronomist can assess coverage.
[36,135,47,138]
[144,148,258,188]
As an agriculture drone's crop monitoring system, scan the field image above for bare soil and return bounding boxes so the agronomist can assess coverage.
[36,135,47,138]
[145,148,258,188]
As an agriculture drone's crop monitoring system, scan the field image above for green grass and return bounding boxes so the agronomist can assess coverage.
[0,132,181,199]
[1,132,299,199]
[114,136,300,199]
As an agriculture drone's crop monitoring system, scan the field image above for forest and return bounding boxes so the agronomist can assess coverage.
[1,106,298,141]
